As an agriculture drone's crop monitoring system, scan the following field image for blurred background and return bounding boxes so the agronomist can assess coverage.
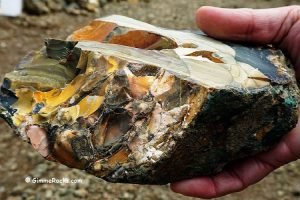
[0,0,300,199]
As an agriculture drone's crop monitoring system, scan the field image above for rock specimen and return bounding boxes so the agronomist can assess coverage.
[0,16,299,184]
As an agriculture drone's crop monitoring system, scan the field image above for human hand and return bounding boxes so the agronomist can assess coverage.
[170,6,300,199]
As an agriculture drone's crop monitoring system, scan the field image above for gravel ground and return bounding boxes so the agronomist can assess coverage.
[0,0,300,200]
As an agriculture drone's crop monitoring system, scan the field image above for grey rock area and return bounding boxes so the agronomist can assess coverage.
[24,0,101,14]
[23,0,147,15]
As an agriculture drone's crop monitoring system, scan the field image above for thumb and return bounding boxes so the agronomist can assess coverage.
[195,6,300,78]
[195,6,298,44]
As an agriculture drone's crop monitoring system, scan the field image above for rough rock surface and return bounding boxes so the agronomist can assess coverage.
[23,0,146,15]
[0,15,299,185]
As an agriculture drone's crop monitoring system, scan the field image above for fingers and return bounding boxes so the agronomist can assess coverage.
[195,6,298,44]
[171,124,300,198]
[170,156,276,199]
[170,177,217,199]
[257,122,300,167]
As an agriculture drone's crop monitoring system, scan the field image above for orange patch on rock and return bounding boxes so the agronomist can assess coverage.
[109,30,161,49]
[186,51,224,63]
[107,148,130,165]
[128,76,155,99]
[70,20,117,42]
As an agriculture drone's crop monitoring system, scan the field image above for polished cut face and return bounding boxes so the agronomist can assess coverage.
[0,15,297,184]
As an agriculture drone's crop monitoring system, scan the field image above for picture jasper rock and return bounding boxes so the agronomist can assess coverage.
[0,16,299,184]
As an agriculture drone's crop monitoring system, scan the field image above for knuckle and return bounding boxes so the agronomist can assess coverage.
[287,5,300,21]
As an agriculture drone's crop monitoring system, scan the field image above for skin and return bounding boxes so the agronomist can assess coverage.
[170,6,300,199]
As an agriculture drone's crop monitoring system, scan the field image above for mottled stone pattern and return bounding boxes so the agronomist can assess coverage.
[0,16,298,184]
[146,86,298,184]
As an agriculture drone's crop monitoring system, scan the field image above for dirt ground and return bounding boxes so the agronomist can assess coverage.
[0,0,300,200]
